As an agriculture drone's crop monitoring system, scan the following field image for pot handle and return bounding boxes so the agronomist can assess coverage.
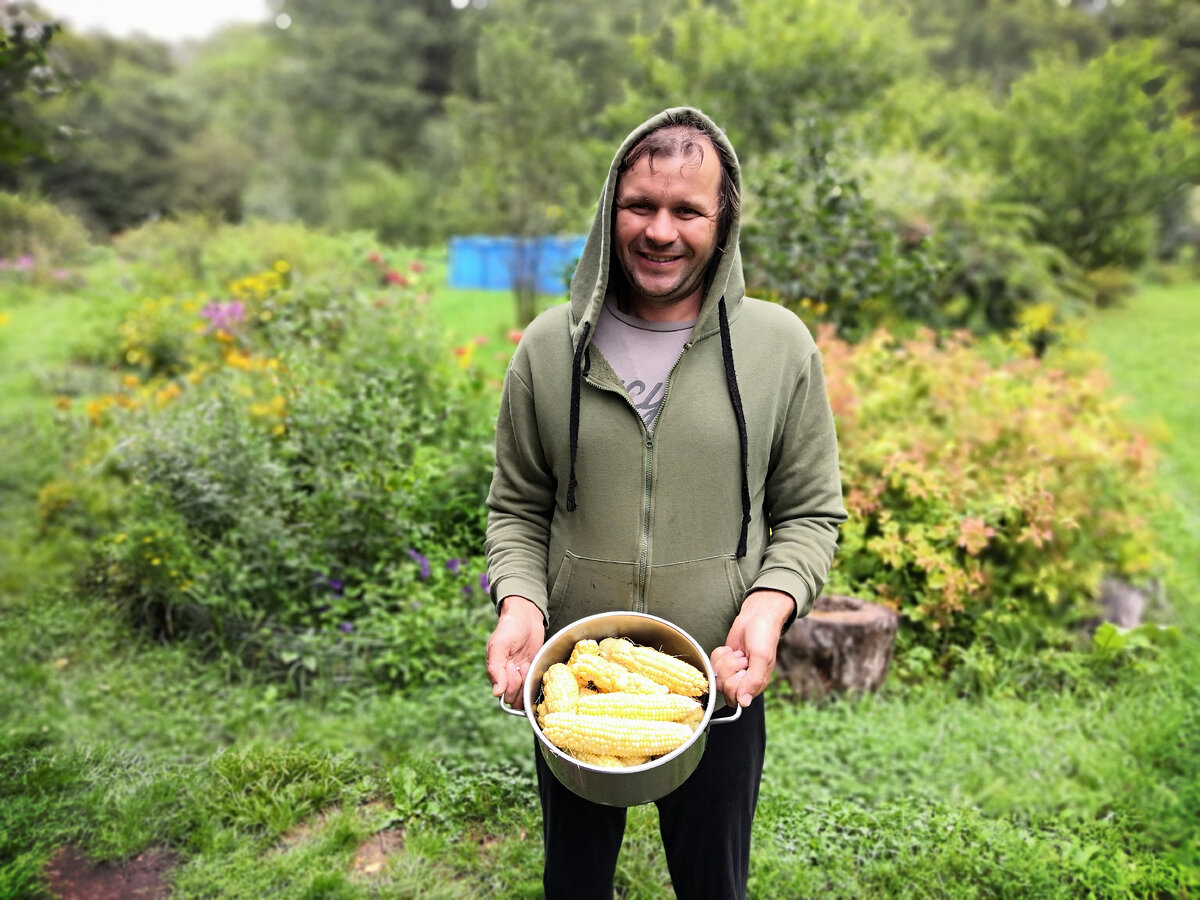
[708,702,743,725]
[497,695,527,717]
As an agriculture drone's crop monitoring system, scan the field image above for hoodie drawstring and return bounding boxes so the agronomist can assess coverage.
[718,297,751,559]
[566,321,591,512]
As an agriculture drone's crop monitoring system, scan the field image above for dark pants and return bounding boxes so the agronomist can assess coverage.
[535,696,766,900]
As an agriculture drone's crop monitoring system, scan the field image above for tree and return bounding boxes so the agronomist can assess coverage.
[0,4,60,166]
[986,41,1199,270]
[616,0,925,157]
[274,0,483,168]
[444,18,599,324]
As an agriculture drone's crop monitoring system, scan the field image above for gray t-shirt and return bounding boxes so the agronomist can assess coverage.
[591,295,696,430]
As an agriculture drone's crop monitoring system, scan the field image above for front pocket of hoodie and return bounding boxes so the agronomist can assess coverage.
[644,556,746,656]
[546,552,638,637]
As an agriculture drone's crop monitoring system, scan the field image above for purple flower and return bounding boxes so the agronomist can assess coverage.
[408,548,431,580]
[339,621,354,633]
[328,577,344,596]
[200,300,246,333]
[446,558,462,576]
[461,585,475,600]
[479,572,490,594]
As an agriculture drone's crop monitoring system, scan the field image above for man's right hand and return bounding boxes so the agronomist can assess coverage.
[485,595,545,710]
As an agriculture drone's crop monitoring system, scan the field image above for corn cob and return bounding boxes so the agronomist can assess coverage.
[575,691,702,723]
[541,663,580,713]
[567,749,652,768]
[567,639,600,666]
[598,637,708,698]
[570,653,669,695]
[542,711,693,757]
[567,749,625,768]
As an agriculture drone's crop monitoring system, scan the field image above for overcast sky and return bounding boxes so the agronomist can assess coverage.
[38,1,275,43]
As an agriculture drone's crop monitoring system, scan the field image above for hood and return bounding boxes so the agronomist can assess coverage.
[561,109,754,557]
[567,107,745,346]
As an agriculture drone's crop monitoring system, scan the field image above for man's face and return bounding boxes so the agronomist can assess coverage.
[613,140,722,319]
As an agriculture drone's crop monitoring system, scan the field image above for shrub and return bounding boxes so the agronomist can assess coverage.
[862,152,1088,339]
[984,41,1199,270]
[821,326,1166,661]
[0,191,92,276]
[113,217,376,297]
[744,136,1091,343]
[742,128,943,341]
[60,241,499,682]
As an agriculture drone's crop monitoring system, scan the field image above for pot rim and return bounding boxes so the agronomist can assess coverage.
[515,611,740,772]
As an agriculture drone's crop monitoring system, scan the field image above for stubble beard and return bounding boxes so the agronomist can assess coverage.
[616,251,711,314]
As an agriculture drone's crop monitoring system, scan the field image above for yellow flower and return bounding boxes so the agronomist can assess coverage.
[224,349,253,371]
[273,260,291,274]
[0,312,11,328]
[154,383,181,406]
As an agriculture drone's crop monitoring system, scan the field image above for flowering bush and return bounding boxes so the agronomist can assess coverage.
[55,245,499,684]
[821,325,1166,659]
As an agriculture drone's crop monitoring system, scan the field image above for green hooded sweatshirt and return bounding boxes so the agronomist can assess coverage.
[485,107,847,655]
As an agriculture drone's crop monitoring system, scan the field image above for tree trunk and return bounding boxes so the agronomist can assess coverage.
[776,594,899,701]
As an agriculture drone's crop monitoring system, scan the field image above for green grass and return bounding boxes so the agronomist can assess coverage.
[1,259,1198,898]
[1085,279,1200,541]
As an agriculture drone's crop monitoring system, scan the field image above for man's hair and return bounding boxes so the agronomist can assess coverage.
[618,110,740,251]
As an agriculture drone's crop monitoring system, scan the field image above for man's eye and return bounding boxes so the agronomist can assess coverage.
[677,208,699,218]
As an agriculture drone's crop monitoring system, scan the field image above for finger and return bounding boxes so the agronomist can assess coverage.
[739,656,773,707]
[486,647,507,696]
[505,660,525,708]
[722,669,746,707]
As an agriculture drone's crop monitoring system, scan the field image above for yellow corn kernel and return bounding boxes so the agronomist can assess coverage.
[567,749,625,768]
[567,750,652,768]
[542,662,580,713]
[570,654,669,695]
[680,705,706,727]
[598,638,708,698]
[575,691,703,723]
[567,639,600,666]
[542,712,694,758]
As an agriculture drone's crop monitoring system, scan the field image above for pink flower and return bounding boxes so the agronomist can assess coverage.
[507,329,524,344]
[367,251,383,265]
[409,261,426,273]
[385,269,409,286]
[956,517,996,556]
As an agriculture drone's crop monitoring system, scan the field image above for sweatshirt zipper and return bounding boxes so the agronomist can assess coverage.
[635,342,690,613]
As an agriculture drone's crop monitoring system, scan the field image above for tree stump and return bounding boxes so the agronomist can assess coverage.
[1098,576,1148,629]
[776,594,899,700]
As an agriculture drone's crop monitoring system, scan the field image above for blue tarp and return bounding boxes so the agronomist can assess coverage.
[448,235,587,295]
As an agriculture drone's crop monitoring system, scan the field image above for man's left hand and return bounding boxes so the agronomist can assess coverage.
[713,589,795,708]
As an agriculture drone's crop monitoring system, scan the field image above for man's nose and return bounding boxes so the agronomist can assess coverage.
[644,209,678,246]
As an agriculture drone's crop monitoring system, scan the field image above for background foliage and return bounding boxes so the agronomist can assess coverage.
[2,1,1199,895]
[2,0,1195,327]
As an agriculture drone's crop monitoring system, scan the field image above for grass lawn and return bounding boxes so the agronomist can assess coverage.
[1,263,1197,898]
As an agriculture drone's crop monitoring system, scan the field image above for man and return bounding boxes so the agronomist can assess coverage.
[484,107,846,899]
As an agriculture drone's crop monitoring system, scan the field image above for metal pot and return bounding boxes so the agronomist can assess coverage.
[499,611,742,807]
